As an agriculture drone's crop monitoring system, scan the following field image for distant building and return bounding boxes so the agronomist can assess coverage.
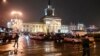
[60,25,69,33]
[7,0,87,34]
[23,23,47,33]
[69,23,77,31]
[21,0,61,33]
[44,0,55,16]
[77,23,85,30]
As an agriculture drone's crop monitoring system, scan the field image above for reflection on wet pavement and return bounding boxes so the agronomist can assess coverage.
[0,35,100,56]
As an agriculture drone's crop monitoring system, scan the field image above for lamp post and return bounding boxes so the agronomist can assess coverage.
[11,11,23,19]
[10,11,23,33]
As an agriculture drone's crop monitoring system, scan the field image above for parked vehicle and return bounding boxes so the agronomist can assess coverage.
[29,33,45,40]
[64,34,95,44]
[64,37,81,43]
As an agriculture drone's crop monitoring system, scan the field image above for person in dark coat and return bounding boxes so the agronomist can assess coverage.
[2,32,7,44]
[13,33,19,48]
[82,35,90,56]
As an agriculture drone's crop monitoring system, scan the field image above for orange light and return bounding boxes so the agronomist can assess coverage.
[11,11,23,16]
[3,0,7,3]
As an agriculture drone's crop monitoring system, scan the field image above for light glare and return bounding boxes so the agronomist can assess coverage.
[11,11,23,16]
[3,0,7,3]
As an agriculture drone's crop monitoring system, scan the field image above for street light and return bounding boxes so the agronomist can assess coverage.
[3,0,7,3]
[10,11,23,33]
[11,11,23,19]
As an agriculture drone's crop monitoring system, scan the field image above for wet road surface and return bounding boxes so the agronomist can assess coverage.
[0,35,100,56]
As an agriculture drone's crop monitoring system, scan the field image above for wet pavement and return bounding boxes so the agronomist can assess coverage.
[0,35,100,56]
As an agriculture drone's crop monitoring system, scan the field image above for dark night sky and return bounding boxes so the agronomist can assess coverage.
[0,0,100,27]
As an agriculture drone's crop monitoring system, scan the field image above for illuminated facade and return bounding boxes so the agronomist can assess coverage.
[69,23,77,31]
[23,17,61,33]
[23,23,47,33]
[7,0,86,33]
[60,25,69,33]
[43,16,61,33]
[44,0,55,16]
[43,0,61,33]
[7,0,87,33]
[23,0,61,33]
[77,23,85,30]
